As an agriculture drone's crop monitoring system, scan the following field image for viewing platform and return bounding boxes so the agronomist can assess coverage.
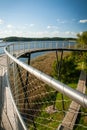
[0,42,87,130]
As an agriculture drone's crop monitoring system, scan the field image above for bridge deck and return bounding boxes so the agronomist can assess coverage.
[1,47,87,130]
[0,55,12,130]
[58,71,86,130]
[12,47,87,58]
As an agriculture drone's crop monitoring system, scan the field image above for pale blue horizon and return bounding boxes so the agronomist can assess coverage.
[0,0,87,38]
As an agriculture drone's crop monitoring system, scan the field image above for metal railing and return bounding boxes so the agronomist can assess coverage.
[4,42,87,130]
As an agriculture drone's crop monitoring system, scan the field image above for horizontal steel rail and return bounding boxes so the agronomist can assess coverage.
[4,45,87,108]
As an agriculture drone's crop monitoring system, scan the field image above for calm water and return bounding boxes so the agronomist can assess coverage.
[0,42,11,54]
[0,41,76,54]
[0,41,76,62]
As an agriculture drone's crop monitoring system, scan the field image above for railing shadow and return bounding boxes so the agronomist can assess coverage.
[0,66,13,129]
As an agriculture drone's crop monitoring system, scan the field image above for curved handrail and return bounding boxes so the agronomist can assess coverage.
[4,45,87,108]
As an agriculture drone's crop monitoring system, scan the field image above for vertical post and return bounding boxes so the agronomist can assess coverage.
[59,50,65,116]
[13,62,18,106]
[26,53,37,130]
[63,43,64,48]
[25,53,31,86]
[24,43,25,53]
[69,42,70,49]
[54,50,65,115]
[28,42,30,51]
[53,50,59,109]
[18,42,20,54]
[17,53,37,130]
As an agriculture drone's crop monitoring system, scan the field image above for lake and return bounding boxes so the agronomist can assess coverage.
[0,41,76,55]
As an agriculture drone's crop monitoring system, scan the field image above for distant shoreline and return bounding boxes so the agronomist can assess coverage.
[1,36,76,42]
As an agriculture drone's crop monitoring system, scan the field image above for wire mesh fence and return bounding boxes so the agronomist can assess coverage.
[4,42,87,130]
[7,59,72,130]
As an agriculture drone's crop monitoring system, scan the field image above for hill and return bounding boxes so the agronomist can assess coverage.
[3,36,76,42]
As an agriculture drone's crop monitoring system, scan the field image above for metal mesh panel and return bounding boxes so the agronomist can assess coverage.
[8,61,71,129]
[5,42,87,130]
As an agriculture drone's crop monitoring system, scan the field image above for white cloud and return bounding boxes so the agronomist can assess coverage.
[30,31,50,37]
[65,31,72,35]
[29,24,34,27]
[0,21,76,38]
[0,19,4,24]
[57,19,67,24]
[47,25,51,29]
[7,24,14,29]
[64,31,76,36]
[0,29,77,38]
[47,25,58,29]
[57,18,78,24]
[29,31,76,38]
[79,19,87,23]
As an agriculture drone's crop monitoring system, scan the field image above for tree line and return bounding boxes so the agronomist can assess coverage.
[2,36,76,42]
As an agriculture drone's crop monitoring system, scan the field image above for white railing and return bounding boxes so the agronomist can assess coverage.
[4,42,87,130]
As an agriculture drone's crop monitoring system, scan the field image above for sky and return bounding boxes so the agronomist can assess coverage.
[0,0,87,38]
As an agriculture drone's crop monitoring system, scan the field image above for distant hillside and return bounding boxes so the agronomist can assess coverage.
[3,36,76,42]
[0,38,3,40]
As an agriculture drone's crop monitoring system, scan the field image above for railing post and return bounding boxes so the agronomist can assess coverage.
[63,42,64,48]
[69,42,70,49]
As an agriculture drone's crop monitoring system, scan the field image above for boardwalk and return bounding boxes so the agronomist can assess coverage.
[0,55,16,130]
[0,55,27,130]
[1,44,87,130]
[58,71,86,130]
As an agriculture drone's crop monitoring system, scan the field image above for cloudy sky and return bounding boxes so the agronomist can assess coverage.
[0,0,87,38]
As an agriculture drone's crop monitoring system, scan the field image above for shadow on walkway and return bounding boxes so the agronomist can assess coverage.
[0,65,13,129]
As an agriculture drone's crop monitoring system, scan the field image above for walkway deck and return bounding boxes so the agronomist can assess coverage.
[0,55,16,130]
[0,54,26,130]
[0,52,86,130]
[58,71,86,130]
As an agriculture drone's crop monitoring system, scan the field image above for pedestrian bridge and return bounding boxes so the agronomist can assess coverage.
[0,42,87,130]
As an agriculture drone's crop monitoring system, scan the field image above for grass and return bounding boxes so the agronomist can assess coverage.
[9,51,87,130]
[29,52,87,130]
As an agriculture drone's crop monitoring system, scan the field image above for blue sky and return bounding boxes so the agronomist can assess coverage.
[0,0,87,38]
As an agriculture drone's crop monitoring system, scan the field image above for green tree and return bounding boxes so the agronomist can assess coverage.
[77,31,87,46]
[52,55,80,84]
[76,31,87,72]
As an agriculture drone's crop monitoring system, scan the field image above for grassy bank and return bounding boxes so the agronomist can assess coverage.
[29,51,87,130]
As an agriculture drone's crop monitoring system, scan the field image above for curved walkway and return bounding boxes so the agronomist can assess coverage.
[58,71,86,130]
[1,43,87,130]
[0,55,16,130]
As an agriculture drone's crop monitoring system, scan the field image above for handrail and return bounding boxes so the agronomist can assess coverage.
[6,71,27,130]
[4,46,87,108]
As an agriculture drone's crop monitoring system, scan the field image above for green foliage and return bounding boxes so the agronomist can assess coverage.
[77,31,87,45]
[72,51,87,72]
[52,48,87,84]
[52,54,80,84]
[52,51,87,129]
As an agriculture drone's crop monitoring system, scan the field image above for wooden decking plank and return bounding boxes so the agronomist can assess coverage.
[0,55,13,130]
[58,71,86,130]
